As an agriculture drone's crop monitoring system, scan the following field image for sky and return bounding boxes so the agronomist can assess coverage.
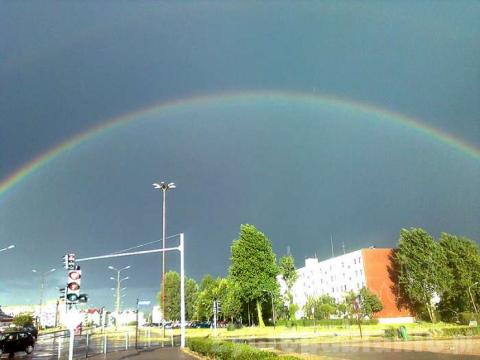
[0,1,479,310]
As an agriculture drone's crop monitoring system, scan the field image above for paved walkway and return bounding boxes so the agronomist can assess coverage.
[85,348,199,360]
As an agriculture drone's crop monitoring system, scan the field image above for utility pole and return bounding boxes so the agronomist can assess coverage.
[32,268,56,327]
[330,234,334,258]
[75,233,187,348]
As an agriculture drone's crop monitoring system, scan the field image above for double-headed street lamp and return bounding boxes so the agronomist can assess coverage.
[32,268,56,326]
[0,244,15,253]
[108,265,130,315]
[468,282,479,314]
[152,181,175,326]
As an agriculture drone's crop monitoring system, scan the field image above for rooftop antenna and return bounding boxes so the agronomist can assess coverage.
[330,234,334,258]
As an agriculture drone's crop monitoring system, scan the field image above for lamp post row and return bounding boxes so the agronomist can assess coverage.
[108,265,130,317]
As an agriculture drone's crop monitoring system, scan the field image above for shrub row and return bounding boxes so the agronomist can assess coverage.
[459,312,480,326]
[275,318,378,327]
[441,326,480,337]
[187,337,301,360]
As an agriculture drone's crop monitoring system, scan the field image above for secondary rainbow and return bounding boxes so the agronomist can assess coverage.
[1,90,479,198]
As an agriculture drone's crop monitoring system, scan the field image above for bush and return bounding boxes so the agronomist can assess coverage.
[384,327,397,338]
[187,337,302,360]
[227,322,243,331]
[276,318,378,327]
[459,312,480,325]
[441,326,480,337]
[13,313,34,327]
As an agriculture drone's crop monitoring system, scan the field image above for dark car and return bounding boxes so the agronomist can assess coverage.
[0,331,36,357]
[22,325,38,339]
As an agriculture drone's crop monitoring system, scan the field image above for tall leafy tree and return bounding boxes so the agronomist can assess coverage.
[157,271,180,320]
[359,287,383,319]
[438,233,480,318]
[185,278,199,321]
[228,224,279,327]
[217,278,243,322]
[279,254,298,320]
[194,275,220,321]
[157,271,198,321]
[394,228,452,322]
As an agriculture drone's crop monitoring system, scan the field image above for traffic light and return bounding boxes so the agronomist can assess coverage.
[59,288,66,300]
[63,253,76,270]
[66,269,81,304]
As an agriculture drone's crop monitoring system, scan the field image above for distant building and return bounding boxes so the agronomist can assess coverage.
[110,309,146,326]
[2,302,59,328]
[151,305,163,324]
[278,248,413,324]
[0,306,13,328]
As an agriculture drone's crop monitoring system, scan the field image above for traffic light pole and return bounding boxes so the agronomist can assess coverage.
[75,233,186,348]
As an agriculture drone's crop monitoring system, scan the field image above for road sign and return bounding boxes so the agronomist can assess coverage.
[138,300,151,306]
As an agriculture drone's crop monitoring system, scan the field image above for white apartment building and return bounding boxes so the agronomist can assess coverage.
[279,248,414,323]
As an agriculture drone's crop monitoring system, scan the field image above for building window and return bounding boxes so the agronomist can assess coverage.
[354,258,356,264]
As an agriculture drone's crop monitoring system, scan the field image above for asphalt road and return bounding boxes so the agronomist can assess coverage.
[1,332,178,360]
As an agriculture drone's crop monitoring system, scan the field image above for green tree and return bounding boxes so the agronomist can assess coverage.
[304,295,337,320]
[394,228,452,322]
[359,287,383,319]
[217,279,243,322]
[157,271,198,321]
[194,275,220,321]
[13,313,34,327]
[185,278,199,321]
[157,271,180,320]
[438,233,480,319]
[279,254,298,320]
[228,224,279,327]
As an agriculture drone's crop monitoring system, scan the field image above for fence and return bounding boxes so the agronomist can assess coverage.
[38,327,180,360]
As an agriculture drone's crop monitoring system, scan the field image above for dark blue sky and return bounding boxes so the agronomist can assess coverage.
[0,1,479,309]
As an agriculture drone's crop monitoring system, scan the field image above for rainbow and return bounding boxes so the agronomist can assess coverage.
[1,90,479,198]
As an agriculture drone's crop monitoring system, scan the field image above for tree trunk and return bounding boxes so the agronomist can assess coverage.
[256,300,265,327]
[426,303,436,323]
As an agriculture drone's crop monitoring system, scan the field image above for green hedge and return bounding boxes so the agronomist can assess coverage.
[459,312,480,326]
[276,318,378,327]
[187,337,301,360]
[441,326,480,337]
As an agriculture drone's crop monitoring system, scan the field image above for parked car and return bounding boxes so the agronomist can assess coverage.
[0,331,36,357]
[22,325,38,339]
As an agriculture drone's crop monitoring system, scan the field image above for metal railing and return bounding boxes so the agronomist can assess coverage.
[36,327,180,360]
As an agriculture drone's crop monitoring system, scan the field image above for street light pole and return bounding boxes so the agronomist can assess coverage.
[108,266,130,317]
[32,268,56,327]
[468,282,479,314]
[152,181,175,330]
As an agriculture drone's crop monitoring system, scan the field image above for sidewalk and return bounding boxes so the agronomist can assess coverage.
[85,347,199,360]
